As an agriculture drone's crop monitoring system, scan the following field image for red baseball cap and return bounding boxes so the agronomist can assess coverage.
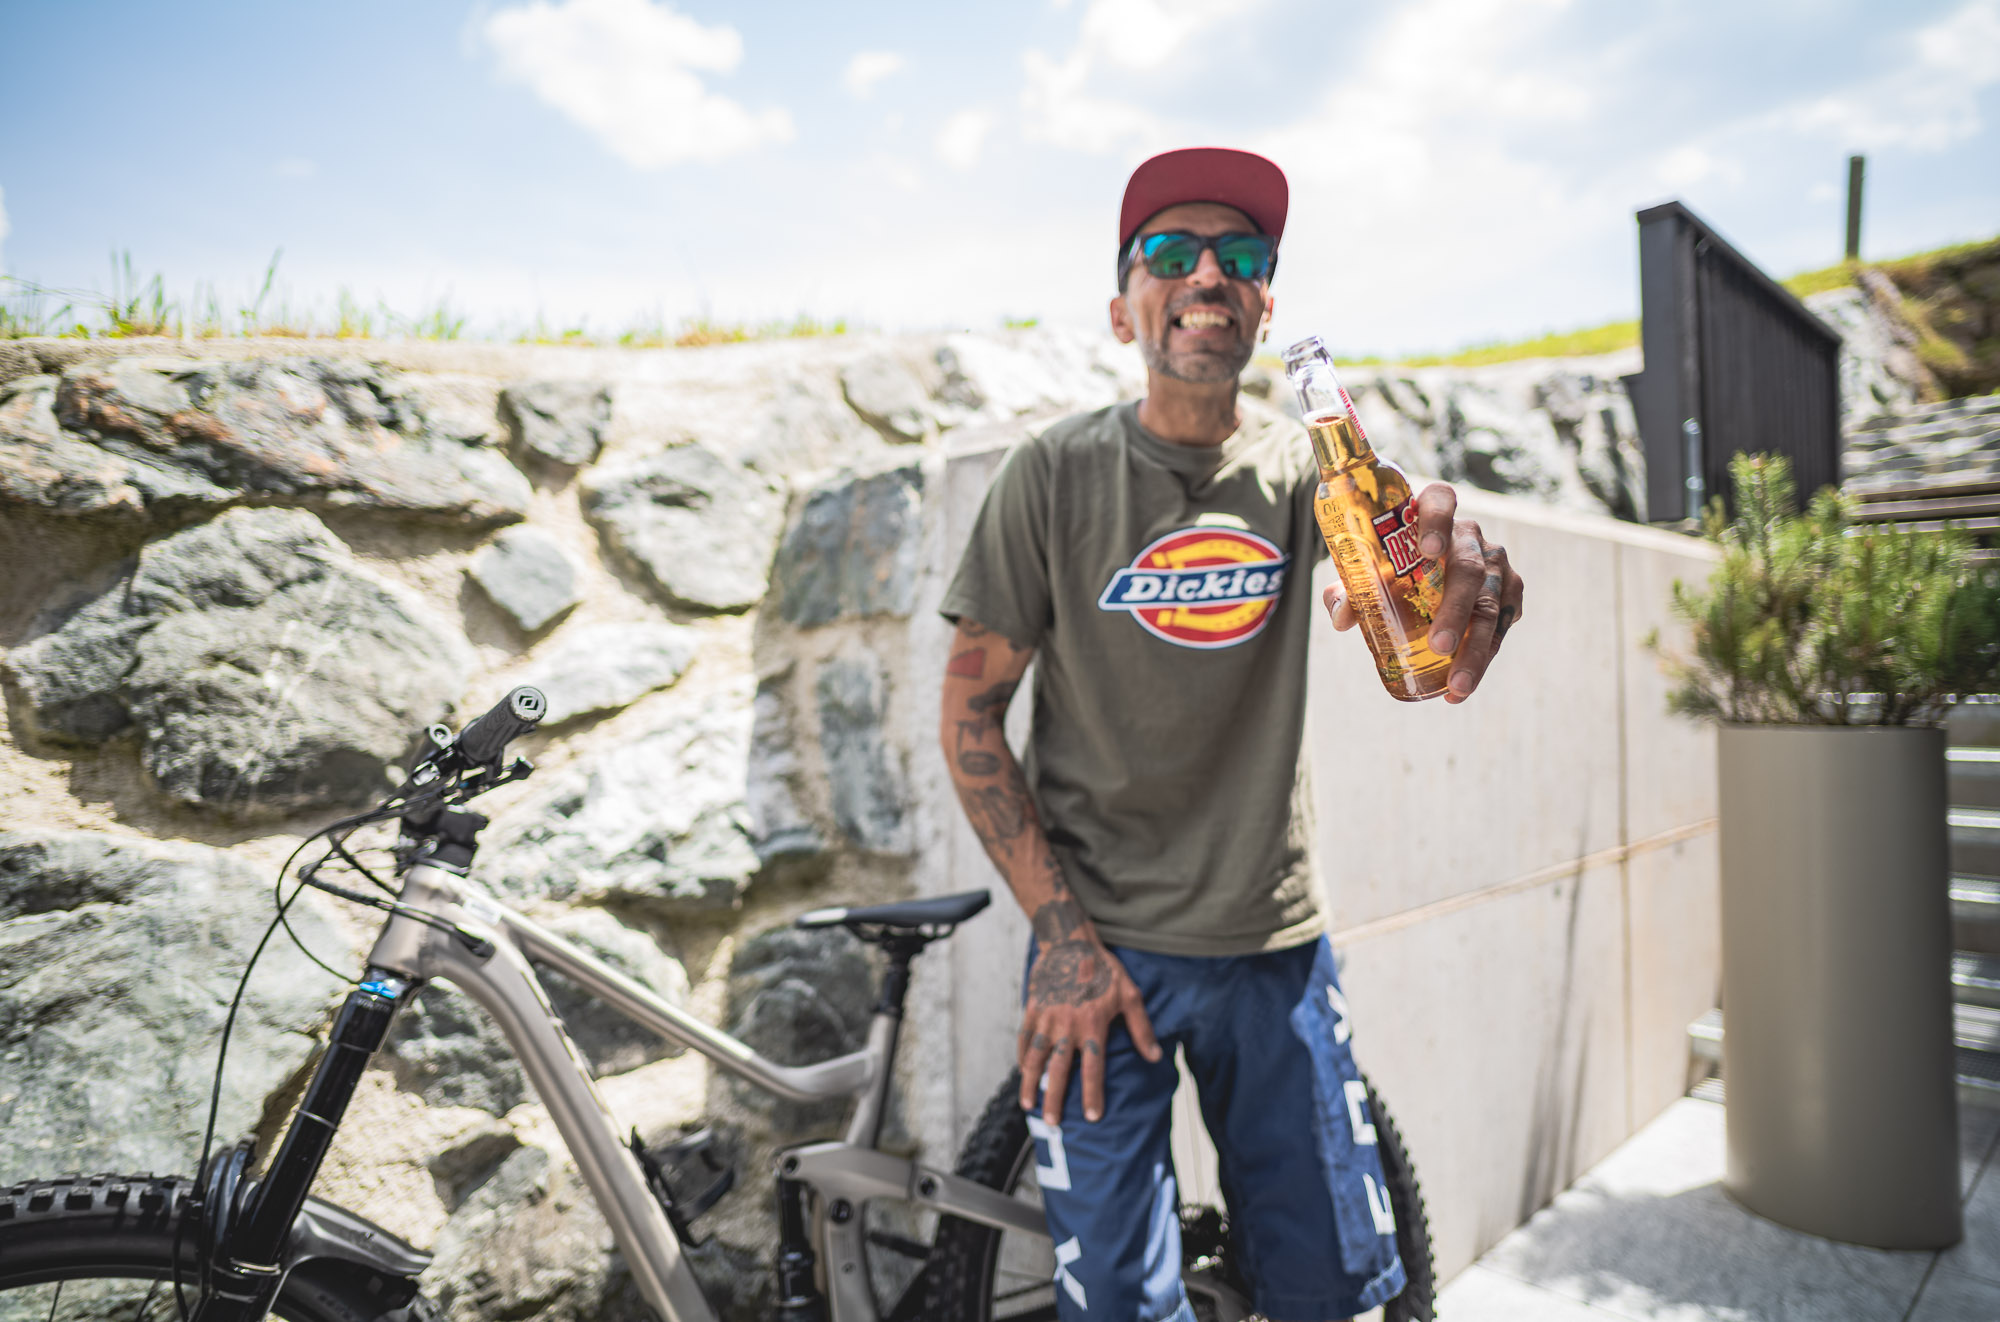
[1118,147,1289,250]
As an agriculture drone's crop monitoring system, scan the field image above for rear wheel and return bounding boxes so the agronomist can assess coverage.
[0,1174,440,1322]
[923,1071,1436,1321]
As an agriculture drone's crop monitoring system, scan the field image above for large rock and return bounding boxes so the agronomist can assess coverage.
[467,525,583,633]
[744,673,826,865]
[582,445,784,615]
[384,909,690,1113]
[814,656,910,854]
[502,381,612,467]
[1808,286,1929,423]
[735,378,882,477]
[770,464,925,627]
[424,1144,770,1322]
[0,830,344,1181]
[513,621,699,726]
[724,925,875,1136]
[3,506,473,816]
[840,352,937,443]
[934,327,1145,422]
[481,692,760,912]
[0,357,529,525]
[1338,355,1647,519]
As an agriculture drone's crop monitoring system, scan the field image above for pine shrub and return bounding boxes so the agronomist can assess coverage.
[1654,452,2000,726]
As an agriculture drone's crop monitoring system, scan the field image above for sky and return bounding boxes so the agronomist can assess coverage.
[1,0,1996,357]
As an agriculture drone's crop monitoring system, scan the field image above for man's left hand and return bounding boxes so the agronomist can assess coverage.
[1322,482,1525,703]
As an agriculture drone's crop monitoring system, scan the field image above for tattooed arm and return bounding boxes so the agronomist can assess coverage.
[939,618,1162,1123]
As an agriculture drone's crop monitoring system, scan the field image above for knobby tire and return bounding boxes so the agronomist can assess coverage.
[0,1175,441,1322]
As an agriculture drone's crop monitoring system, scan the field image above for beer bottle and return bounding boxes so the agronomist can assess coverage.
[1283,336,1451,702]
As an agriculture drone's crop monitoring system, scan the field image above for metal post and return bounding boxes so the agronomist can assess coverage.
[1845,155,1865,261]
[1682,417,1706,520]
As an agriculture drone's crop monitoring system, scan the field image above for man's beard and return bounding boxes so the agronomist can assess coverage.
[1137,292,1256,383]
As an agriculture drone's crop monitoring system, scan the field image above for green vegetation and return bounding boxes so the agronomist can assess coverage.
[1651,453,2000,726]
[1375,231,1998,371]
[0,250,847,347]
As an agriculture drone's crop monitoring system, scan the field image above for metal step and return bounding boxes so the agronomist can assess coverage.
[1955,808,2000,880]
[1947,703,2000,749]
[1949,747,2000,810]
[1955,952,2000,1008]
[1687,1006,2000,1109]
[1953,875,2000,955]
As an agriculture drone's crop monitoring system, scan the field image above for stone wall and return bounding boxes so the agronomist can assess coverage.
[2,326,1668,1314]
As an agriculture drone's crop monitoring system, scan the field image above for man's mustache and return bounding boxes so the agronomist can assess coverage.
[1165,287,1234,319]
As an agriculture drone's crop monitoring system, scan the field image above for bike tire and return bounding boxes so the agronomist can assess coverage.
[0,1174,442,1322]
[923,1070,1437,1321]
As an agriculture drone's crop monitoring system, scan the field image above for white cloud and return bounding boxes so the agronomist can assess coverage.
[935,109,994,170]
[843,50,905,99]
[1020,0,1253,155]
[1775,0,2000,151]
[484,0,792,169]
[274,157,317,180]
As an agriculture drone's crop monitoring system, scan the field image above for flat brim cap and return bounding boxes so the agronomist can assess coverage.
[1119,147,1289,249]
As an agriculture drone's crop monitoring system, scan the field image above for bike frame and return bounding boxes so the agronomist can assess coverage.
[239,858,1048,1322]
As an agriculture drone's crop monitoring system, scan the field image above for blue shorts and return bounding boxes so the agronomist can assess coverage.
[1024,936,1406,1321]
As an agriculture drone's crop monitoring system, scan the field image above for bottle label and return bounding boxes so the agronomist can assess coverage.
[1371,497,1426,578]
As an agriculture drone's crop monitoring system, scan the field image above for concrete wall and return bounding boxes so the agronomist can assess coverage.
[907,443,1722,1283]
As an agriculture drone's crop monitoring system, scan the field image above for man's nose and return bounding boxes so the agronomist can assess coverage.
[1185,245,1227,288]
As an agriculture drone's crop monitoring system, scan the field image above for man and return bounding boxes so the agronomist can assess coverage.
[938,147,1525,1322]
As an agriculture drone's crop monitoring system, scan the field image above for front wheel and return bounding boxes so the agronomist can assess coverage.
[0,1174,441,1322]
[923,1071,1436,1321]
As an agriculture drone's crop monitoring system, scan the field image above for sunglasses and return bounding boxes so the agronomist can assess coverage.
[1120,231,1278,284]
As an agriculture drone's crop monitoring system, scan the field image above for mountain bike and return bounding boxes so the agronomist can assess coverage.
[0,687,1436,1322]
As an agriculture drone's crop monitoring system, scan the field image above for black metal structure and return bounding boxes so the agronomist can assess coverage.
[1623,201,1844,522]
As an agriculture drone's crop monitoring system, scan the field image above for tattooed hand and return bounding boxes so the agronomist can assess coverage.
[1017,896,1162,1124]
[939,617,1165,1122]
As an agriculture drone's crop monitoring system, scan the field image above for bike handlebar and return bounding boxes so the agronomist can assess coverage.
[457,686,547,764]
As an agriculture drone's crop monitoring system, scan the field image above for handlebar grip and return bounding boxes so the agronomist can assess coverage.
[456,687,547,765]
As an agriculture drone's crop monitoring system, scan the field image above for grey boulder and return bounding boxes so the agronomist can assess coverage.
[0,830,345,1182]
[468,526,583,633]
[582,445,783,615]
[383,908,690,1114]
[839,353,936,443]
[770,463,925,627]
[3,506,473,816]
[0,357,529,525]
[724,925,875,1137]
[815,655,910,854]
[480,695,760,912]
[513,620,700,726]
[501,381,613,467]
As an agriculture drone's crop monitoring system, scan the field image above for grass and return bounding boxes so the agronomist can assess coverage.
[1362,231,1999,370]
[0,250,847,348]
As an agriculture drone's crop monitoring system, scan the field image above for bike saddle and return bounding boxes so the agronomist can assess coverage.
[794,889,991,932]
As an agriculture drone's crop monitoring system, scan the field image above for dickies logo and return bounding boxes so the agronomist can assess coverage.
[1097,527,1290,649]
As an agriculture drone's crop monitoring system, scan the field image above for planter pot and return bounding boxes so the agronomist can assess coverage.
[1719,723,1960,1249]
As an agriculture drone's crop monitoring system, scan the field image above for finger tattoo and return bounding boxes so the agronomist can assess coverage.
[1084,1040,1103,1057]
[1053,1037,1073,1055]
[1030,1033,1051,1052]
[1496,605,1518,642]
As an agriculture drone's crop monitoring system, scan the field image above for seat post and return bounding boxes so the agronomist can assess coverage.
[872,932,929,1018]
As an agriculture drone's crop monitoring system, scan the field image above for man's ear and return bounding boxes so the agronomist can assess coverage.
[1108,294,1136,345]
[1259,289,1275,342]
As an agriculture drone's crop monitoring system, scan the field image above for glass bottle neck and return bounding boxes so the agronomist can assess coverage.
[1306,408,1374,473]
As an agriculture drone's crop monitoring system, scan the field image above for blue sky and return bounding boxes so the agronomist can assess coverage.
[2,0,1996,356]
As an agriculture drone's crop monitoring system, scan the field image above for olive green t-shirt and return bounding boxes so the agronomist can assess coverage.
[940,399,1328,957]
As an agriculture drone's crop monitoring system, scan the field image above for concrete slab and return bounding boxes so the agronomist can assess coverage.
[1305,503,1628,931]
[1939,1138,2000,1287]
[1439,1264,1644,1321]
[1622,835,1721,1126]
[1336,862,1630,1278]
[1477,1099,1934,1322]
[1909,1266,2000,1321]
[1617,538,1719,845]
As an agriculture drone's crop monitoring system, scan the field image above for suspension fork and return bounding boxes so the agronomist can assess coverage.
[193,969,416,1322]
